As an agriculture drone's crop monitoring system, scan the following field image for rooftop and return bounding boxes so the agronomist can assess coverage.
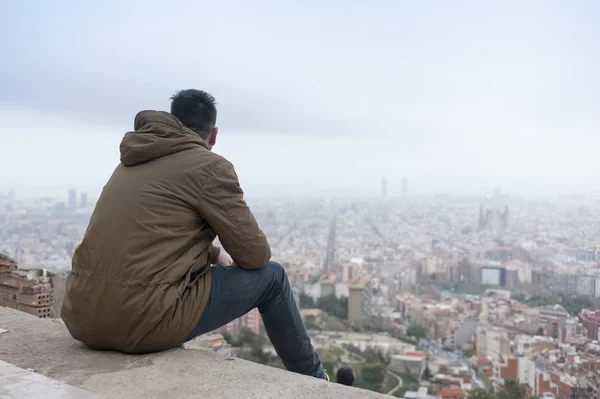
[437,387,465,397]
[0,307,387,399]
[320,271,337,284]
[349,275,372,289]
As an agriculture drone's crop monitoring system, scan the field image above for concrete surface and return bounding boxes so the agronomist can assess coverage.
[0,308,388,399]
[0,360,105,398]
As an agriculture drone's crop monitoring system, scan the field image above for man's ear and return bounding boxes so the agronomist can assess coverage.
[207,127,218,147]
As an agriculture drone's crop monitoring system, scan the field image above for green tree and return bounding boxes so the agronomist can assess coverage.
[304,314,320,330]
[323,315,346,331]
[316,294,348,319]
[462,347,475,357]
[238,328,256,346]
[422,365,432,381]
[469,389,495,399]
[340,296,348,317]
[497,379,537,399]
[222,331,238,347]
[470,380,536,399]
[406,325,426,339]
[560,295,592,316]
[250,334,269,364]
[357,362,386,392]
[299,292,315,308]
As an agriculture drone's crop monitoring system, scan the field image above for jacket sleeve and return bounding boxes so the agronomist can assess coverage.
[198,159,271,269]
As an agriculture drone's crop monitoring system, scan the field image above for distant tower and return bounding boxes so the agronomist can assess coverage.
[80,192,89,208]
[348,276,373,323]
[479,204,509,232]
[478,205,486,231]
[68,189,77,210]
[8,187,16,203]
[502,205,509,229]
[402,178,408,197]
[381,178,388,198]
[485,209,494,230]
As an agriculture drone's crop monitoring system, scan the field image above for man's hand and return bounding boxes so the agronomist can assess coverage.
[217,249,234,266]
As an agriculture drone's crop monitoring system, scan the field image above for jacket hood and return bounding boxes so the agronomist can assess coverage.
[120,111,207,166]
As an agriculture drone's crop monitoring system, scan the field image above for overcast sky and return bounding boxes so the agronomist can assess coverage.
[1,0,598,199]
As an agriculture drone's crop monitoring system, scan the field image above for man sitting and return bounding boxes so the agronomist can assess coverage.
[61,89,326,380]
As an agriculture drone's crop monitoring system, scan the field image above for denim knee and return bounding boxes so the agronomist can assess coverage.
[264,261,288,284]
[264,260,284,275]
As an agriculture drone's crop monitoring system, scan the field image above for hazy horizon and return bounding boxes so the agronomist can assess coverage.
[1,0,598,199]
[2,174,598,201]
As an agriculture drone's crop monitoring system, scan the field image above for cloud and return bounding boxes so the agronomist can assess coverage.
[1,1,597,134]
[0,0,598,196]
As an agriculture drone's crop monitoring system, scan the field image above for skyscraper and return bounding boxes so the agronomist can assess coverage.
[381,177,388,198]
[68,189,77,210]
[478,203,509,232]
[402,177,408,197]
[478,205,485,231]
[348,275,373,323]
[80,192,89,208]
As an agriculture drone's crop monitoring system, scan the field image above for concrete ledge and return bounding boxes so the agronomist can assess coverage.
[0,360,105,398]
[0,308,388,398]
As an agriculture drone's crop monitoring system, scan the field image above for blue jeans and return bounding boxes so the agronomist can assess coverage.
[182,261,325,379]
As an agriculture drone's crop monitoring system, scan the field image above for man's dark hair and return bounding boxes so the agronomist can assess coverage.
[170,89,217,139]
[336,366,354,386]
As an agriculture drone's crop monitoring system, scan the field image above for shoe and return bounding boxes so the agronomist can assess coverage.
[335,366,354,386]
[323,368,330,382]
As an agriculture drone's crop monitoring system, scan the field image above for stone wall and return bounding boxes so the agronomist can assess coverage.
[0,307,388,399]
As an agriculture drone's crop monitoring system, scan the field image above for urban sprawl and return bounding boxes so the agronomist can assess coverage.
[1,186,600,399]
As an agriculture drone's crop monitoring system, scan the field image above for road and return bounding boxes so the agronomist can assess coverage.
[419,338,484,389]
[323,215,337,270]
[338,346,403,397]
[273,222,297,247]
[365,217,384,240]
[385,370,404,396]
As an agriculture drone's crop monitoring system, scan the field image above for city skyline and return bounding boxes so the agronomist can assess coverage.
[2,174,600,201]
[2,177,600,397]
